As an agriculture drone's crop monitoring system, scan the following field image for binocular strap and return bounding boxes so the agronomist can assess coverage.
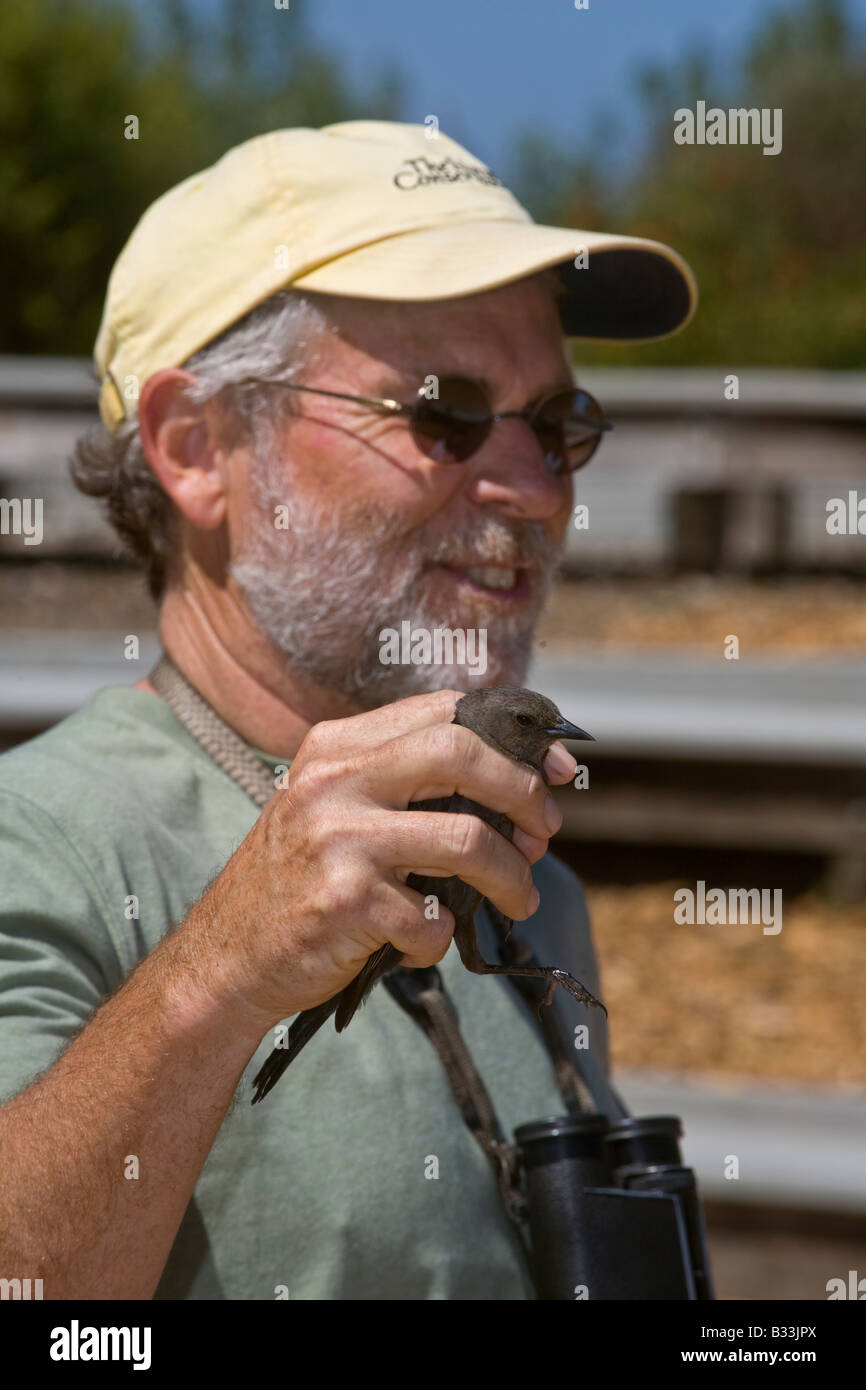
[380,964,529,1230]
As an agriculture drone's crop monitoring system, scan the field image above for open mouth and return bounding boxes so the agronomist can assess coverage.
[436,564,530,598]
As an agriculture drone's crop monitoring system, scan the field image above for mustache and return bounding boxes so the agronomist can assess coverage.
[413,517,557,571]
[251,452,559,575]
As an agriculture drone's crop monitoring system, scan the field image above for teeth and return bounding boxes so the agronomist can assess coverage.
[464,567,517,590]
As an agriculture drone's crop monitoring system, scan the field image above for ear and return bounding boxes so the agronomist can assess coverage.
[138,368,229,531]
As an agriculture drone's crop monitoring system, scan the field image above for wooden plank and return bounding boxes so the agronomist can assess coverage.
[552,784,866,854]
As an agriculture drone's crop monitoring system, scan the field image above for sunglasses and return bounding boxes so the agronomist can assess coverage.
[237,375,612,475]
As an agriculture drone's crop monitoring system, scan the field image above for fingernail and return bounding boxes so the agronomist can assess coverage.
[528,884,540,914]
[544,794,562,832]
[545,742,577,782]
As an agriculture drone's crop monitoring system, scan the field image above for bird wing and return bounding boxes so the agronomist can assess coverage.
[332,793,509,1034]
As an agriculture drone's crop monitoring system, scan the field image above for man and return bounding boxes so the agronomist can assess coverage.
[0,122,696,1299]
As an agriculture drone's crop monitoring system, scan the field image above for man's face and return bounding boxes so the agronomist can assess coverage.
[228,274,576,708]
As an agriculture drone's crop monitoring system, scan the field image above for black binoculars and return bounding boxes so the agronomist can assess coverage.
[513,1113,715,1300]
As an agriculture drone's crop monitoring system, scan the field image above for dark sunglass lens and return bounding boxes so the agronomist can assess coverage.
[411,378,491,463]
[533,388,607,473]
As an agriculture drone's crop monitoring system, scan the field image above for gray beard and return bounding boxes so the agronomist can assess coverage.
[230,455,562,710]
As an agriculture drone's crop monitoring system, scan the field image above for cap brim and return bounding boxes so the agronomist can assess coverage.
[291,219,697,343]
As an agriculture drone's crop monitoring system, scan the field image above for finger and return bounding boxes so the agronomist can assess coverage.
[298,688,464,762]
[363,721,559,846]
[382,881,457,969]
[375,808,540,922]
[544,741,578,784]
[511,827,550,865]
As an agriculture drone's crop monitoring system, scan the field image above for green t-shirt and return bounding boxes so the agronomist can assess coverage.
[0,684,611,1300]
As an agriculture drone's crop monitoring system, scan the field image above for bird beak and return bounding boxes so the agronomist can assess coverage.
[546,719,596,742]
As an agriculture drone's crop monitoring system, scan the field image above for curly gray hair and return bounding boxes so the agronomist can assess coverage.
[69,290,332,601]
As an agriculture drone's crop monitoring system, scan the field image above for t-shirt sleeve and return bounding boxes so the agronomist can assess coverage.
[0,790,121,1103]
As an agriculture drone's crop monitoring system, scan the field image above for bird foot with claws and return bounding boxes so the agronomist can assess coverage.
[536,968,607,1019]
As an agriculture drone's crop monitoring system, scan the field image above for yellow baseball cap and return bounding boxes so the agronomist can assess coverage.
[95,120,698,433]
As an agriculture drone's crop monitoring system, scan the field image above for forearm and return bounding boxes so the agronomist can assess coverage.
[0,903,269,1300]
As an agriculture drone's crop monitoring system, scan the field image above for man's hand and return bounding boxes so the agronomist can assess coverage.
[179,688,577,1031]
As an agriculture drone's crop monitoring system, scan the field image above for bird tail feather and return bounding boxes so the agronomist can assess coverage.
[250,995,340,1104]
[334,942,400,1031]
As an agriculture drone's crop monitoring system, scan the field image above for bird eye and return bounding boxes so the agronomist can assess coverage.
[515,713,533,727]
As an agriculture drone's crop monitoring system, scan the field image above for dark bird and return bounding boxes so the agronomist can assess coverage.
[251,686,603,1103]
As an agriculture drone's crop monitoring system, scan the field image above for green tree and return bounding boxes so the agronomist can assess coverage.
[508,0,866,368]
[0,0,403,356]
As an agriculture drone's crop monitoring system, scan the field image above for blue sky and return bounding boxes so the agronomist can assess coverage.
[302,0,866,172]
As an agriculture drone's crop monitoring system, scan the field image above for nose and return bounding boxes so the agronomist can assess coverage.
[464,417,571,521]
